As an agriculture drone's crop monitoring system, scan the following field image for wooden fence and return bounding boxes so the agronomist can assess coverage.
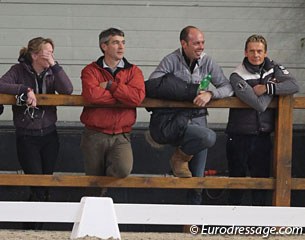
[0,93,304,207]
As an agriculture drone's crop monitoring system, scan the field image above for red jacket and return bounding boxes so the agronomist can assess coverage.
[80,57,145,134]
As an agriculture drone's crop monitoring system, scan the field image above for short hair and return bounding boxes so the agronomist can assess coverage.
[179,26,198,42]
[245,34,267,52]
[19,37,54,63]
[99,28,124,52]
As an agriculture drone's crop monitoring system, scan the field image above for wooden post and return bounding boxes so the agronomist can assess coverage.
[273,95,294,206]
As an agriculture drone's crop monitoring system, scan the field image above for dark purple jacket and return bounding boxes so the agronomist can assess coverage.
[0,56,73,133]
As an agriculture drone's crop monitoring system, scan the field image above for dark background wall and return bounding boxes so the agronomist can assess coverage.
[0,122,305,231]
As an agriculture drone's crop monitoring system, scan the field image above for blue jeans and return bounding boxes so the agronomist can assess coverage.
[180,117,216,204]
[187,149,208,204]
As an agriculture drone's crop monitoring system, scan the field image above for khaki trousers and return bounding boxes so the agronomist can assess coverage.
[80,128,133,178]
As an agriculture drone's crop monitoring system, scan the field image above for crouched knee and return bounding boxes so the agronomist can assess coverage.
[201,128,216,148]
[107,164,132,178]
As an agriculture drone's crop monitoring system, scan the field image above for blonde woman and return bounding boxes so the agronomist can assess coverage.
[0,37,73,228]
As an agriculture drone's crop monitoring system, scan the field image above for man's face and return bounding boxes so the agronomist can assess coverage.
[245,42,267,66]
[181,29,205,62]
[102,35,125,61]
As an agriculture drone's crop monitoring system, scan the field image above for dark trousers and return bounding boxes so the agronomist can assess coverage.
[16,130,59,202]
[226,134,272,206]
[16,130,59,230]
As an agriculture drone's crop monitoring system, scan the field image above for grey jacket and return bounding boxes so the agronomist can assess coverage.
[0,56,73,134]
[146,48,233,145]
[149,48,233,99]
[226,57,299,135]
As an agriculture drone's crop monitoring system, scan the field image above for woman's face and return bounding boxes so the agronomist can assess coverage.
[31,43,54,72]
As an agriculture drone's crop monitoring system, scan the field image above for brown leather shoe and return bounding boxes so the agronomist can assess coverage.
[170,148,193,178]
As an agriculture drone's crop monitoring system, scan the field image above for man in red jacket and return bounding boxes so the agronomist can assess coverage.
[80,28,145,180]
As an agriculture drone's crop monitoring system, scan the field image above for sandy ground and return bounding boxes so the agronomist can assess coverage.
[0,230,305,240]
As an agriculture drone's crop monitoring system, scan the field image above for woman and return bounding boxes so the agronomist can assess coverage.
[0,37,73,226]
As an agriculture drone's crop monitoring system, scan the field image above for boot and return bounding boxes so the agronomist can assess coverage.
[170,148,193,178]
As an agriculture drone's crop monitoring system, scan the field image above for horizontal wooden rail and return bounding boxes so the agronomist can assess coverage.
[293,96,305,109]
[3,94,305,109]
[291,178,305,190]
[0,174,304,190]
[0,93,278,108]
[0,174,275,189]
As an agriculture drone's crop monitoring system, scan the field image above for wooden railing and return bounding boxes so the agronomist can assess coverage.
[0,93,304,207]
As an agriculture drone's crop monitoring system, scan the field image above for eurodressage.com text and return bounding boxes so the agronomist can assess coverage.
[189,225,303,238]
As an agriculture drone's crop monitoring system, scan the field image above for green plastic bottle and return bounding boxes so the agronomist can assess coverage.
[198,74,212,92]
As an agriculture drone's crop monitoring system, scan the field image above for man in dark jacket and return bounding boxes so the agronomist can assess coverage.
[226,34,299,206]
[146,26,233,205]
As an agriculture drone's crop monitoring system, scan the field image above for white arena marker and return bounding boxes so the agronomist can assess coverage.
[71,197,120,240]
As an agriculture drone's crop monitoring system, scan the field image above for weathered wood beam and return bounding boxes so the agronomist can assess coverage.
[273,95,293,206]
[0,174,275,189]
[0,94,277,108]
[293,96,305,109]
[291,178,305,190]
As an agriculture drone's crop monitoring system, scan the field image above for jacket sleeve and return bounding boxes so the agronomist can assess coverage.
[51,63,73,95]
[208,59,234,99]
[230,73,273,112]
[145,73,199,101]
[108,65,145,107]
[0,105,3,115]
[81,65,117,105]
[270,63,299,95]
[148,56,173,79]
[0,65,28,95]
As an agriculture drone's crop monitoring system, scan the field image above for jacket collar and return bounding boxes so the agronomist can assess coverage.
[18,54,50,77]
[243,57,274,74]
[96,56,132,70]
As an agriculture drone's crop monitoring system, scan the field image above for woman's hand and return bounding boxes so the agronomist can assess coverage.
[26,89,37,107]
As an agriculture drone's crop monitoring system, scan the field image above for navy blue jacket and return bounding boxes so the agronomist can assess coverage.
[145,73,203,145]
